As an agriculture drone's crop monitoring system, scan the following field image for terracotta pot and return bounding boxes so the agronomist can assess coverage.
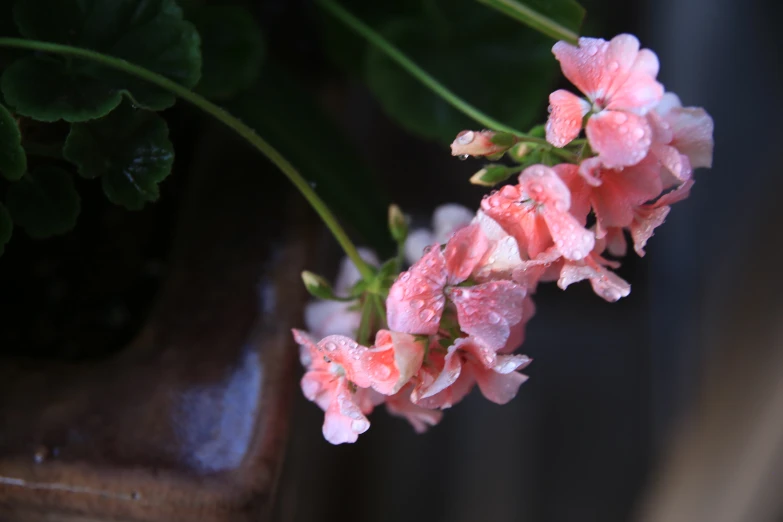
[0,125,314,521]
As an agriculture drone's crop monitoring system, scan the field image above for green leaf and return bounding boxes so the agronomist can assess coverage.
[3,0,201,121]
[0,102,26,180]
[186,5,265,100]
[6,166,80,239]
[0,203,12,256]
[63,103,174,210]
[365,1,558,142]
[476,0,584,44]
[225,63,391,254]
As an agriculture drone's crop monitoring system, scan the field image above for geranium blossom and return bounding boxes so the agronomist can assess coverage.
[405,203,474,264]
[481,164,595,261]
[387,224,528,350]
[546,34,664,170]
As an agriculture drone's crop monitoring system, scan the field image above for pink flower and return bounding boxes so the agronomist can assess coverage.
[556,158,663,238]
[647,92,714,185]
[547,34,664,169]
[293,330,381,444]
[299,329,424,396]
[405,203,474,264]
[304,248,378,338]
[557,237,631,302]
[385,384,443,433]
[414,337,531,408]
[450,130,516,157]
[481,164,595,261]
[387,224,528,350]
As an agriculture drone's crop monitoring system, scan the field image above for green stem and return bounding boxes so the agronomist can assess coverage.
[316,0,577,163]
[476,0,580,45]
[0,37,374,281]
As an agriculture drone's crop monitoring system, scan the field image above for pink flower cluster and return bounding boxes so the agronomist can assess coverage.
[292,34,713,444]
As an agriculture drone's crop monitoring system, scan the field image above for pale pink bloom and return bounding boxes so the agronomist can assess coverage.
[405,203,474,264]
[385,384,443,433]
[299,329,425,396]
[481,164,595,261]
[387,224,528,350]
[293,330,379,444]
[415,337,531,407]
[547,34,664,169]
[304,248,378,338]
[648,92,714,184]
[450,130,515,157]
[556,158,663,238]
[557,236,631,302]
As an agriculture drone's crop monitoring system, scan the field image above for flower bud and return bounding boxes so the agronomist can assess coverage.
[450,130,518,158]
[301,270,340,300]
[388,204,408,243]
[469,164,514,187]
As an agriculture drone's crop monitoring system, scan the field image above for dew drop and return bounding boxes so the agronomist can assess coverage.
[373,365,392,379]
[632,127,645,139]
[419,309,436,322]
[458,154,469,161]
[614,112,627,124]
[324,342,337,352]
[607,61,619,72]
[487,311,501,324]
[411,299,424,309]
[456,130,475,145]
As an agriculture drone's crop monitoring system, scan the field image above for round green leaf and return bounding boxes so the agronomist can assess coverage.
[364,1,557,143]
[0,102,26,180]
[6,167,80,239]
[4,0,202,121]
[2,57,122,122]
[63,103,174,210]
[187,5,265,100]
[0,203,12,256]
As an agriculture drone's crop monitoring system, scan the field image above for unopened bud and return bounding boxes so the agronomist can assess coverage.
[450,130,519,158]
[469,165,514,187]
[508,143,530,162]
[388,204,408,242]
[301,271,338,300]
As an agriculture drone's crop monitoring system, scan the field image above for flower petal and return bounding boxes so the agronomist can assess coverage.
[586,110,652,168]
[541,210,595,261]
[413,342,462,401]
[669,107,714,169]
[322,379,371,445]
[304,300,360,338]
[444,223,489,283]
[385,385,443,433]
[546,89,590,147]
[605,48,663,111]
[448,281,527,351]
[482,184,552,259]
[558,257,631,301]
[387,246,448,335]
[471,364,529,405]
[365,330,425,395]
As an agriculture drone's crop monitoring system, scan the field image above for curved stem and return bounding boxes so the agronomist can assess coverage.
[0,37,374,281]
[316,0,578,162]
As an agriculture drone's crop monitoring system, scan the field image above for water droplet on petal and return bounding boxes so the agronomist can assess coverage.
[411,299,424,309]
[458,154,469,161]
[633,127,645,139]
[419,309,436,322]
[324,342,337,352]
[456,130,475,145]
[608,61,619,72]
[488,311,501,324]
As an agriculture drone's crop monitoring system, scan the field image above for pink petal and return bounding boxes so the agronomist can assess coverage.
[669,107,714,169]
[444,223,489,283]
[471,364,529,405]
[448,281,527,350]
[322,379,370,445]
[365,330,425,395]
[558,257,631,301]
[474,235,523,282]
[590,155,663,229]
[450,130,513,157]
[417,366,476,410]
[481,184,553,259]
[413,342,462,401]
[631,205,669,257]
[492,353,532,374]
[385,385,443,433]
[546,89,590,147]
[604,227,628,257]
[316,335,373,389]
[519,164,572,211]
[552,37,613,101]
[587,110,653,168]
[553,163,591,224]
[652,143,692,183]
[511,247,563,291]
[605,48,663,111]
[541,210,595,261]
[387,246,447,335]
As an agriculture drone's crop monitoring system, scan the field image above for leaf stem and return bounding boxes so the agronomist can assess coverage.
[0,37,374,281]
[315,0,577,162]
